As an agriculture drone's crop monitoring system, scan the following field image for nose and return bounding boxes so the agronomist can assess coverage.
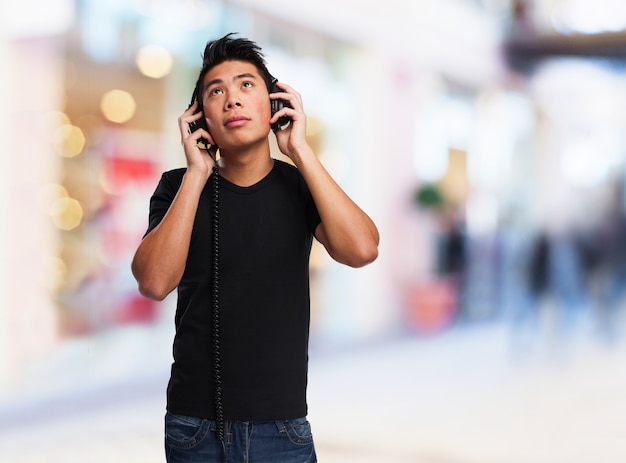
[225,93,242,109]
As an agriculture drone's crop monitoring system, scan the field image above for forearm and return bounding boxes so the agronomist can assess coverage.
[271,81,378,266]
[292,146,379,267]
[132,171,207,300]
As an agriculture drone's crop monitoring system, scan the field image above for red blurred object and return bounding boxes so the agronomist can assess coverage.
[105,155,157,192]
[110,294,158,324]
[405,277,457,333]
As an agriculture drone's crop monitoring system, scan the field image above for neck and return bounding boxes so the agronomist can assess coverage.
[217,142,274,187]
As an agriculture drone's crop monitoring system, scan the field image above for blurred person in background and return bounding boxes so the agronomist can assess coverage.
[131,33,379,463]
[584,180,626,343]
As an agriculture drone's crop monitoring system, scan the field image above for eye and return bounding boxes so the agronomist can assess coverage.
[242,81,253,89]
[209,87,223,96]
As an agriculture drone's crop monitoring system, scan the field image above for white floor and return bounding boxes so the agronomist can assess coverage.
[1,320,625,463]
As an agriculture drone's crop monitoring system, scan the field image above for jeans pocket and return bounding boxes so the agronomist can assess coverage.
[165,413,210,450]
[280,417,314,446]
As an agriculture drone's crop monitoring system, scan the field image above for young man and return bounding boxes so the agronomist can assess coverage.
[132,33,379,463]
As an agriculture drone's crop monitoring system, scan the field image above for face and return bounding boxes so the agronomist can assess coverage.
[201,60,272,151]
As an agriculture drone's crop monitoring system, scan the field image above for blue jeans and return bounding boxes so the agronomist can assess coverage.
[165,412,317,463]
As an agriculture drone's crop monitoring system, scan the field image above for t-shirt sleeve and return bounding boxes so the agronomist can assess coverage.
[143,169,185,238]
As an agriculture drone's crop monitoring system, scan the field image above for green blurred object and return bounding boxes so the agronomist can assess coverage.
[414,184,444,209]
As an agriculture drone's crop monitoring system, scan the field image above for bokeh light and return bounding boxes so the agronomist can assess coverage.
[49,197,84,231]
[38,183,69,214]
[136,45,173,79]
[52,124,86,158]
[45,256,67,292]
[100,89,137,124]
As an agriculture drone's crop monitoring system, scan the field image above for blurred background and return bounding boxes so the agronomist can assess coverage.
[2,0,626,462]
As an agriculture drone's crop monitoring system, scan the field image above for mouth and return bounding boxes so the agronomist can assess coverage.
[224,115,250,127]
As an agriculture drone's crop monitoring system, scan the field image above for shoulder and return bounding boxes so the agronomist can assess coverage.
[271,160,317,217]
[273,158,298,174]
[273,159,304,186]
[151,168,187,200]
[156,168,187,190]
[161,167,187,185]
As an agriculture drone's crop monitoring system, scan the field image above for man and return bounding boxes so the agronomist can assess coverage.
[132,33,379,463]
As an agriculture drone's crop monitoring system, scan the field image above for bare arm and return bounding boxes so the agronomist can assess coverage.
[131,171,207,300]
[131,103,217,300]
[297,147,379,267]
[271,83,379,267]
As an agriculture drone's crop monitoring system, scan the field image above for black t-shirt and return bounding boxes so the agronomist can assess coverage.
[144,160,321,421]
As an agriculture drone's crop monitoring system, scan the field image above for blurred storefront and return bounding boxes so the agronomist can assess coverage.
[2,0,626,398]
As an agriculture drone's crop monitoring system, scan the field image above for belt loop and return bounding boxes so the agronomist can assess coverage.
[275,420,285,433]
[225,420,233,444]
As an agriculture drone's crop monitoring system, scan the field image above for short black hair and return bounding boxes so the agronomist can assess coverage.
[191,33,274,105]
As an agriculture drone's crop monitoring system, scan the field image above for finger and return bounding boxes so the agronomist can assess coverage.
[181,111,204,127]
[180,102,203,121]
[271,82,301,101]
[180,112,206,139]
[270,93,302,113]
[188,132,218,163]
[271,104,302,123]
[185,100,199,113]
[192,128,215,147]
[272,80,295,93]
[182,123,202,145]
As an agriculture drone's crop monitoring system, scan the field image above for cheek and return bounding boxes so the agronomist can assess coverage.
[255,98,271,121]
[203,105,221,137]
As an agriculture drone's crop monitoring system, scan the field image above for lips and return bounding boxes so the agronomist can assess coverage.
[224,115,250,127]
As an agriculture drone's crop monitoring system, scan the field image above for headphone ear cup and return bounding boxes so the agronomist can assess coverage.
[188,94,212,149]
[271,104,291,131]
[270,79,292,131]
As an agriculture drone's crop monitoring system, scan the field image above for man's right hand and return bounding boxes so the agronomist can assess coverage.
[179,102,218,179]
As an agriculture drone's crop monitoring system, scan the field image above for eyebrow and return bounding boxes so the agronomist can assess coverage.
[204,73,258,91]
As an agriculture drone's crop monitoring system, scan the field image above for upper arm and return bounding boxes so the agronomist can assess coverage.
[314,219,378,268]
[314,221,345,265]
[144,170,184,237]
[314,222,329,251]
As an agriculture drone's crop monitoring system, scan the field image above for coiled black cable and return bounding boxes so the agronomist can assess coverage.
[211,164,225,445]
